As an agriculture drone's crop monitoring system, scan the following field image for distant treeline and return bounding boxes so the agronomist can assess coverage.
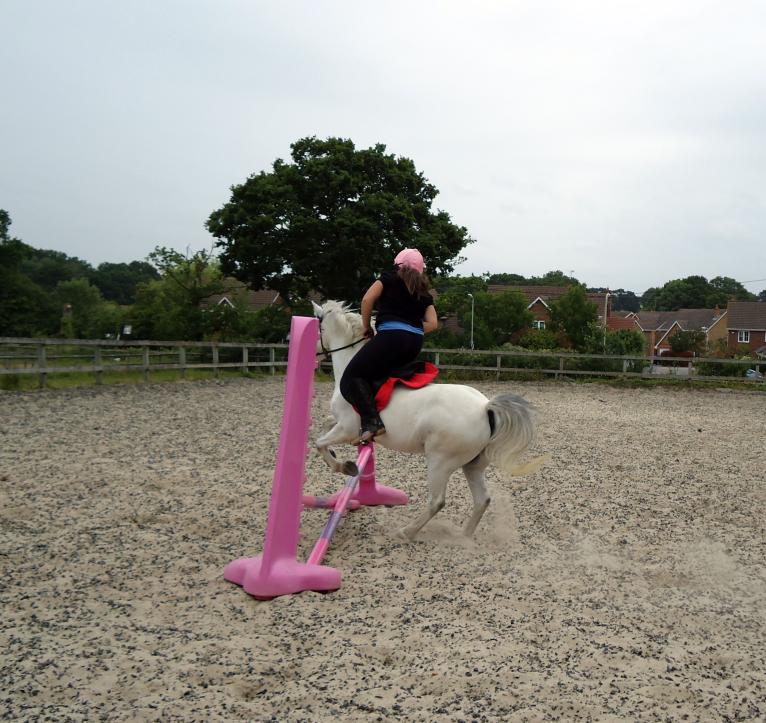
[1,209,763,342]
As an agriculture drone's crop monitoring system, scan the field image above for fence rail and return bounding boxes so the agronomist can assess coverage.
[0,337,763,389]
[0,337,288,388]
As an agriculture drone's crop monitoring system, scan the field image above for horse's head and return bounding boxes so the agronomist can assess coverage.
[312,300,365,356]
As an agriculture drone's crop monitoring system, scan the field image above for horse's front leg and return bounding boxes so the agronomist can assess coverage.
[316,422,360,476]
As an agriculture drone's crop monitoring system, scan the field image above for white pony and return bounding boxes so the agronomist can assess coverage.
[312,300,540,541]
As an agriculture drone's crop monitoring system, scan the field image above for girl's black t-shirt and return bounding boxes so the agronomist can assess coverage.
[375,271,434,329]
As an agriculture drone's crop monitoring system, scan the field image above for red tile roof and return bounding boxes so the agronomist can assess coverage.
[607,316,642,332]
[635,309,725,331]
[727,302,766,330]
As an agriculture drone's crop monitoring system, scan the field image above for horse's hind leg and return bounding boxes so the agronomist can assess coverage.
[398,458,454,541]
[462,453,491,537]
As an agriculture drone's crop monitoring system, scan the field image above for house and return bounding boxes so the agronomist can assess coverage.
[726,301,766,355]
[634,308,727,357]
[200,279,283,312]
[487,285,612,331]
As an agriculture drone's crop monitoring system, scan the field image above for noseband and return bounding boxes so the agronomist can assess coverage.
[316,313,367,357]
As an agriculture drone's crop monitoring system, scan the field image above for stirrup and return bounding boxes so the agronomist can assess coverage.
[359,422,386,444]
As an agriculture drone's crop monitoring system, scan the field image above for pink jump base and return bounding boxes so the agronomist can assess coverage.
[224,555,341,599]
[326,483,408,507]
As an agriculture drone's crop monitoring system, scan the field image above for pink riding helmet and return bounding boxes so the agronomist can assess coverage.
[394,248,425,274]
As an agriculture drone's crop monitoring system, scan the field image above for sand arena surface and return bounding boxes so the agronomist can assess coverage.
[1,378,765,721]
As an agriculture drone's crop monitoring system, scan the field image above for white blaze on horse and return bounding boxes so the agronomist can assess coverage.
[312,300,541,541]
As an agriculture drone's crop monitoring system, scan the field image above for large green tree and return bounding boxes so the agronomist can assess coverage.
[0,211,59,336]
[20,246,93,289]
[56,278,124,339]
[432,275,488,314]
[206,137,473,303]
[91,261,160,305]
[549,285,598,350]
[643,275,755,310]
[130,247,225,340]
[459,289,533,348]
[706,276,756,306]
[609,289,641,313]
[486,270,580,287]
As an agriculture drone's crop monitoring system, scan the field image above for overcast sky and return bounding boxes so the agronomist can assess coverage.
[2,0,765,294]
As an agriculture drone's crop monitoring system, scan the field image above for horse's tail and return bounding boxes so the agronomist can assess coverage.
[484,393,544,476]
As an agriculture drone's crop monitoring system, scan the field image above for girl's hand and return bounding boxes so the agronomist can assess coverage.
[363,325,374,338]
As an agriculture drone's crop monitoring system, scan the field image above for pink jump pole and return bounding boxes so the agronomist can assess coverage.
[223,316,342,598]
[307,445,372,566]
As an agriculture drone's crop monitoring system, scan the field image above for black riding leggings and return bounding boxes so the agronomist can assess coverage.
[339,330,423,405]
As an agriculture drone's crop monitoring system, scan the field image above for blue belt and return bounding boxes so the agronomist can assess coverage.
[377,321,424,335]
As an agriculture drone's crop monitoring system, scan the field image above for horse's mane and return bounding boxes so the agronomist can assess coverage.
[323,300,365,340]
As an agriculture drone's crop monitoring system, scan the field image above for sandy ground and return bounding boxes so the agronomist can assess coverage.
[1,377,765,721]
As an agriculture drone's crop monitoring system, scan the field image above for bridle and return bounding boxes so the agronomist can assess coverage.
[316,313,367,357]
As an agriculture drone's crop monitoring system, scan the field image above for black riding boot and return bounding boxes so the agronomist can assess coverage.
[347,378,386,443]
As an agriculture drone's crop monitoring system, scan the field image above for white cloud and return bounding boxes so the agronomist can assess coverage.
[1,0,764,292]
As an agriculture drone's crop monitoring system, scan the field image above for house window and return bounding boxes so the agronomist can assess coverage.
[532,320,546,330]
[738,330,750,343]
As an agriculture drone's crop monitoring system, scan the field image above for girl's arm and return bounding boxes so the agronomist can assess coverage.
[361,280,384,336]
[423,305,438,333]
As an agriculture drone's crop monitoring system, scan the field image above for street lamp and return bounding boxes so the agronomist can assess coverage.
[467,293,475,350]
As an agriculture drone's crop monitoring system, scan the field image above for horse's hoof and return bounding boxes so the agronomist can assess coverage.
[395,527,413,542]
[341,460,358,477]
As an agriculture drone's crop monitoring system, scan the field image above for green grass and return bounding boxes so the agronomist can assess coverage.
[2,365,762,394]
[0,368,277,391]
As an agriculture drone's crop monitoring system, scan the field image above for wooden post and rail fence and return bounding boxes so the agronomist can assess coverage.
[0,336,763,389]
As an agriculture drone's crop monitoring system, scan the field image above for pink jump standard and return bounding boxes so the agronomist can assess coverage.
[223,316,407,599]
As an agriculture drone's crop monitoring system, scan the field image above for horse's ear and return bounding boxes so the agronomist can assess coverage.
[311,301,323,318]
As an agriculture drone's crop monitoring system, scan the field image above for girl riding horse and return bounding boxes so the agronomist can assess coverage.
[340,248,438,443]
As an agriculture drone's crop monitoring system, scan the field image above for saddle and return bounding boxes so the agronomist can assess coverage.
[370,361,439,412]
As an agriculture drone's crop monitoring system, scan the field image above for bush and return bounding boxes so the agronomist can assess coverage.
[670,329,706,354]
[518,328,558,350]
[0,374,21,390]
[696,358,751,378]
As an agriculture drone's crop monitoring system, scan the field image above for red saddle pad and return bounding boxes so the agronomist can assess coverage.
[374,362,439,412]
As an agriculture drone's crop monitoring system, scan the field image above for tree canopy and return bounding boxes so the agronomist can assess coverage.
[669,329,707,354]
[548,285,599,350]
[642,275,755,310]
[207,137,473,303]
[0,211,60,336]
[130,247,225,340]
[459,289,533,348]
[92,261,160,305]
[487,270,580,286]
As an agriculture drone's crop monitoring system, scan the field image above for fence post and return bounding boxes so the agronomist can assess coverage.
[434,351,440,367]
[179,346,186,379]
[212,345,219,378]
[556,356,564,380]
[241,345,248,375]
[143,347,149,383]
[496,354,501,381]
[36,344,46,389]
[269,347,275,375]
[94,346,102,385]
[622,358,628,377]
